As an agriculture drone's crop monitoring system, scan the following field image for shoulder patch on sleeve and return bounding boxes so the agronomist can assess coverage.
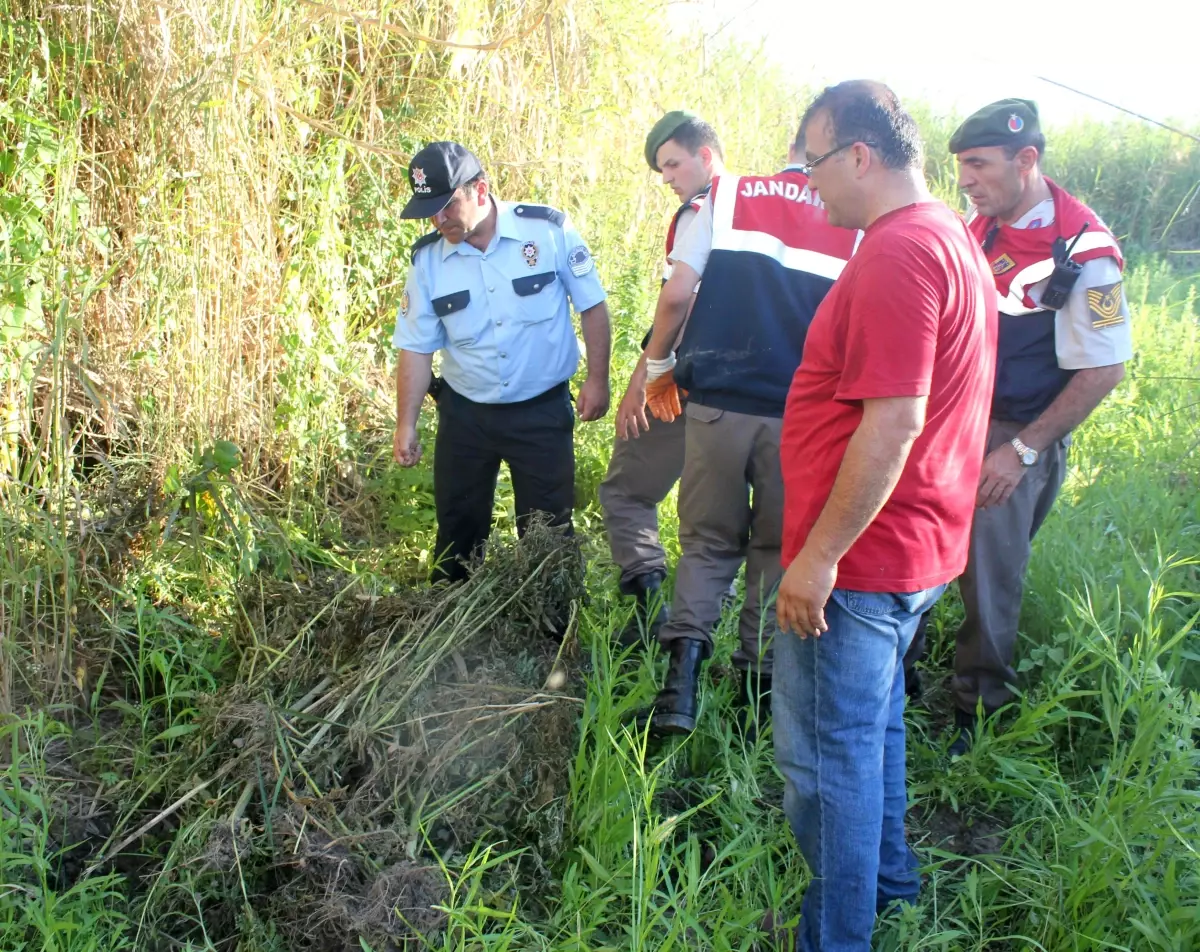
[1087,281,1126,328]
[567,245,593,277]
[410,231,440,263]
[512,203,565,227]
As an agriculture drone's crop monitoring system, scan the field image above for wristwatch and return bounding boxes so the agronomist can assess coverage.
[1010,437,1039,467]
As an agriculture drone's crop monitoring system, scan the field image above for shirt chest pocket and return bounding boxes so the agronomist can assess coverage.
[432,290,485,345]
[511,272,558,325]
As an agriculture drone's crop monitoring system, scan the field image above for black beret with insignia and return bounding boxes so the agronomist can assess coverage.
[949,99,1041,154]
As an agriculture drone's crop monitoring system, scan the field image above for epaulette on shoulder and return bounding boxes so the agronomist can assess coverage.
[410,231,440,263]
[512,203,565,227]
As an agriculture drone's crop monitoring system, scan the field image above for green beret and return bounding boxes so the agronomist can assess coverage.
[949,98,1041,154]
[645,110,698,172]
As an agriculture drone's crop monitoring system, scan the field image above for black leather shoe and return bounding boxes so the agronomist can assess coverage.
[614,572,669,648]
[736,668,772,741]
[636,638,706,735]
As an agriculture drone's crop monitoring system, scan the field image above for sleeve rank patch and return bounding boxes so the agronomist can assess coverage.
[1087,281,1125,328]
[567,245,593,277]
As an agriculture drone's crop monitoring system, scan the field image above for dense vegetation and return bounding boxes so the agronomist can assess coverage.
[2,0,1198,948]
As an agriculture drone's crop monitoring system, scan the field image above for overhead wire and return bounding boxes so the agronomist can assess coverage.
[1031,74,1200,145]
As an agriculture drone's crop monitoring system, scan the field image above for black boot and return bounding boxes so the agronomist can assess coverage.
[614,572,669,649]
[948,707,976,757]
[637,638,706,735]
[736,668,772,741]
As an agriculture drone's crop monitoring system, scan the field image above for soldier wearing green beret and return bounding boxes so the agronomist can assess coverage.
[598,111,725,646]
[931,99,1131,753]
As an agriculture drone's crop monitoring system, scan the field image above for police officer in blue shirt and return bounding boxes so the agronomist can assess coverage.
[393,141,611,584]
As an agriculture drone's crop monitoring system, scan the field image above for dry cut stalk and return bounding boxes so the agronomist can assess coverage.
[82,749,253,880]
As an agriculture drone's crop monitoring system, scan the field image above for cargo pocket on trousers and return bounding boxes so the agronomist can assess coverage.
[684,403,724,424]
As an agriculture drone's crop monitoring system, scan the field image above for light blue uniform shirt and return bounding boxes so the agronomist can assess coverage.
[394,199,607,404]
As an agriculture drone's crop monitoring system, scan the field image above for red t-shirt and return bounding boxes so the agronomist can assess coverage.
[780,201,997,592]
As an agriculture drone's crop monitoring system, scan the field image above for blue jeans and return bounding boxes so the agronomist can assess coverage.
[773,585,945,952]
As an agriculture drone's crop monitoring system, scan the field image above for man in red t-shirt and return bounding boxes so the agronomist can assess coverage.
[774,81,996,952]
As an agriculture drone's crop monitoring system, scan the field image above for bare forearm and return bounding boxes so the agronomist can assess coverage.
[1020,364,1125,451]
[629,350,648,388]
[645,266,698,361]
[395,350,434,429]
[803,403,924,565]
[673,294,698,349]
[579,302,612,382]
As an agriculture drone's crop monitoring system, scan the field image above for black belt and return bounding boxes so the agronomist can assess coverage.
[434,377,569,409]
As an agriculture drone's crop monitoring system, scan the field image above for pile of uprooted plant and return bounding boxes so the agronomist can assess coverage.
[2,514,586,950]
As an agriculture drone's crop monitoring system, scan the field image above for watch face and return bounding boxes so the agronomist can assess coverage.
[1022,450,1037,465]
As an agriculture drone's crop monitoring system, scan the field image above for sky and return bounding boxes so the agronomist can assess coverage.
[674,0,1200,126]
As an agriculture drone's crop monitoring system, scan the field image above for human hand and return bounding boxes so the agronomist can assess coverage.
[393,424,422,467]
[776,547,838,638]
[976,445,1026,508]
[646,372,683,423]
[577,375,611,422]
[615,375,650,440]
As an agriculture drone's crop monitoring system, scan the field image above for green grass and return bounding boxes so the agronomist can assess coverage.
[0,264,1195,951]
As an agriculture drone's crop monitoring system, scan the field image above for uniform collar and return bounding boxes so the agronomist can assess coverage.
[440,197,513,259]
[494,199,522,241]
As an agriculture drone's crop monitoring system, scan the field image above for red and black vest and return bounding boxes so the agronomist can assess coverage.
[969,177,1123,422]
[663,186,709,281]
[641,186,711,350]
[675,169,859,417]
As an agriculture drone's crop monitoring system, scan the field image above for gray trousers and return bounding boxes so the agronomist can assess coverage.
[952,418,1068,714]
[658,403,782,675]
[598,411,687,589]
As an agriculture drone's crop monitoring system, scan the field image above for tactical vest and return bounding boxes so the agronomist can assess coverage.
[675,170,858,418]
[662,186,710,283]
[970,178,1123,422]
[640,187,712,350]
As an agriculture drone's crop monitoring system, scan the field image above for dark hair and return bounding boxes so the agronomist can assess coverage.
[667,117,725,162]
[463,170,489,188]
[1002,134,1046,160]
[798,80,922,171]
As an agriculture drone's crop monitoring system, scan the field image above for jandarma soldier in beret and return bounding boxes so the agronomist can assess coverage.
[634,117,859,738]
[393,141,612,584]
[598,111,726,648]
[936,100,1131,752]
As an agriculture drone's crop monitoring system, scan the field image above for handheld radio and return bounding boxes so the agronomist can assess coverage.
[1038,222,1090,310]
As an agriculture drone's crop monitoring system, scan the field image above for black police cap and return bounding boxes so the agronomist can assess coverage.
[401,141,484,219]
